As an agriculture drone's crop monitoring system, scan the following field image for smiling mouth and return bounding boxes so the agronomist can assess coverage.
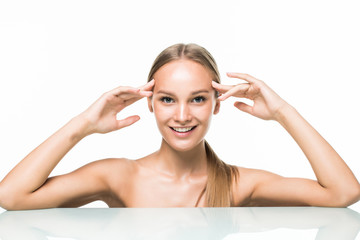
[170,126,197,133]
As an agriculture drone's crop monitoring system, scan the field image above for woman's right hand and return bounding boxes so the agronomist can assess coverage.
[80,80,154,135]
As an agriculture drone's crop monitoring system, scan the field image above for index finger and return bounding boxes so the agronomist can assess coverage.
[110,86,140,96]
[136,79,155,97]
[211,81,233,94]
[111,87,149,99]
[227,72,258,83]
[139,79,155,91]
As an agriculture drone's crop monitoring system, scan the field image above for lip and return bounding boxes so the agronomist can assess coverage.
[169,126,197,137]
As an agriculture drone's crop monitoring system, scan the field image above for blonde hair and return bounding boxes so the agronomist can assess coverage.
[148,43,239,207]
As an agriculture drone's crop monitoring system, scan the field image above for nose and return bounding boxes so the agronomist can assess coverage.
[174,103,192,123]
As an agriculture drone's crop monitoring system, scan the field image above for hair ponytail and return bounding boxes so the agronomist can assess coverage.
[204,140,239,207]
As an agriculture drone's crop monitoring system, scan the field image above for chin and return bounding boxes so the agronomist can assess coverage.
[164,138,204,152]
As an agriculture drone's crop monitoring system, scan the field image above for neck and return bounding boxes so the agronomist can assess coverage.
[154,139,208,180]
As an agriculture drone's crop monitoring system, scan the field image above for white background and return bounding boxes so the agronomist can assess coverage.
[0,0,359,216]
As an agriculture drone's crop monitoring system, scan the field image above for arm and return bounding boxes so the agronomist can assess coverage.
[0,116,104,210]
[213,73,360,207]
[267,104,360,206]
[0,81,154,210]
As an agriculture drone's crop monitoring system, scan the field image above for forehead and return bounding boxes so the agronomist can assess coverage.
[153,60,213,92]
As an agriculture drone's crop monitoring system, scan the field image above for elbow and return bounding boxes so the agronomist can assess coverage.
[0,194,26,211]
[0,184,12,210]
[0,197,28,211]
[0,200,19,211]
[0,194,15,211]
[345,184,360,206]
[330,184,360,207]
[0,184,27,211]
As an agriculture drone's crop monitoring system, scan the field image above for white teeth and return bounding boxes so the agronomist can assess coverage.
[172,127,194,132]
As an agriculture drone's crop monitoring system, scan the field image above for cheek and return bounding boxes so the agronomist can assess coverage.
[205,99,217,114]
[194,104,214,121]
[153,104,172,121]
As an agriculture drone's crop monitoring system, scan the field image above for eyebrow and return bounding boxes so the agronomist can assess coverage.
[156,90,210,96]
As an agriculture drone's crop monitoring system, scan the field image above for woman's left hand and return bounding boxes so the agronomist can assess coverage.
[212,73,289,121]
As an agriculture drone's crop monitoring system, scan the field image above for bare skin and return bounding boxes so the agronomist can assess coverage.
[0,60,359,210]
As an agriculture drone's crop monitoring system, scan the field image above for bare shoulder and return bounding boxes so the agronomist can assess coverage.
[72,157,137,195]
[233,166,331,207]
[91,155,154,185]
[89,157,134,169]
[236,166,281,180]
[78,157,137,207]
[232,166,281,206]
[85,157,135,181]
[74,157,131,175]
[96,155,155,207]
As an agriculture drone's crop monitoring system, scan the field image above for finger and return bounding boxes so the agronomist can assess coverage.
[218,86,239,101]
[137,90,153,98]
[110,86,140,97]
[116,115,140,130]
[139,79,155,91]
[211,81,233,94]
[234,101,253,115]
[132,79,155,98]
[113,87,151,99]
[218,84,250,101]
[127,89,152,98]
[121,96,143,108]
[227,72,258,83]
[110,79,154,97]
[118,91,152,108]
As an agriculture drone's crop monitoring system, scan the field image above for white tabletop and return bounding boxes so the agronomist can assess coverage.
[0,207,359,240]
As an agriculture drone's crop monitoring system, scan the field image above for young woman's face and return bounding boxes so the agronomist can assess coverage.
[149,59,220,152]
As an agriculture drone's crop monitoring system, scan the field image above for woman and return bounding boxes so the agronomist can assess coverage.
[0,43,359,210]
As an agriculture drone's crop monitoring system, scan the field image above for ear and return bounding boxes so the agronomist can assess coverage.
[213,99,220,115]
[147,97,153,113]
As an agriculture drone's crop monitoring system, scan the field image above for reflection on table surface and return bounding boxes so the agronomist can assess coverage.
[0,207,359,240]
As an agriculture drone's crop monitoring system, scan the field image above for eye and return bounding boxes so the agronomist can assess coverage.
[160,96,174,104]
[192,96,206,103]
